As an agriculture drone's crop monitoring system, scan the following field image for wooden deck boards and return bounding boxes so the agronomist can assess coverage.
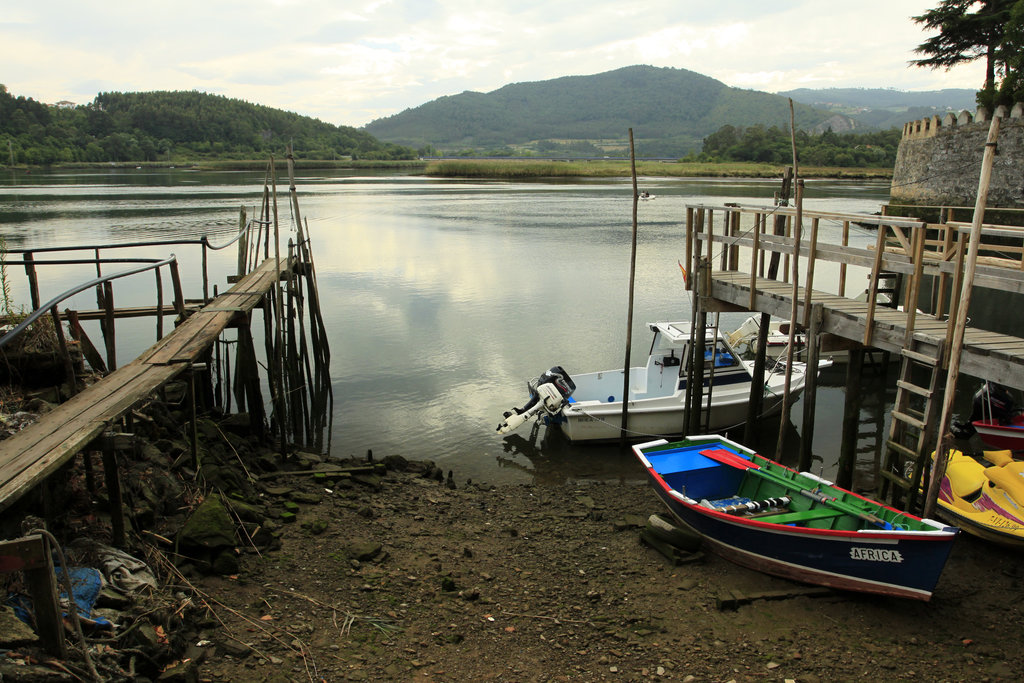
[0,257,289,514]
[710,271,1024,390]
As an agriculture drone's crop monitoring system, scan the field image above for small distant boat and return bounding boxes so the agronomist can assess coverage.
[497,322,828,443]
[935,448,1024,548]
[639,192,656,200]
[634,435,958,600]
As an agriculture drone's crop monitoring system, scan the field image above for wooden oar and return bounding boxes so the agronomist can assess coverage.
[699,447,893,529]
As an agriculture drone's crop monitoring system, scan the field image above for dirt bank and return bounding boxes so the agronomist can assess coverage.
[2,390,1021,682]
[191,464,1021,682]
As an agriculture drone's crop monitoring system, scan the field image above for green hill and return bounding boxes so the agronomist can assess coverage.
[0,86,416,165]
[363,65,845,157]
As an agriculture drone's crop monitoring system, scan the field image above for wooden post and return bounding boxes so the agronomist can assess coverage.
[801,217,820,329]
[688,260,709,434]
[775,180,804,461]
[837,348,865,490]
[685,207,694,289]
[863,225,887,346]
[925,114,1002,519]
[48,305,76,391]
[767,167,793,281]
[749,214,761,309]
[155,266,164,340]
[798,304,823,472]
[237,205,248,278]
[944,232,968,364]
[838,220,850,297]
[101,432,125,548]
[775,100,802,461]
[169,259,187,319]
[619,128,640,447]
[201,238,209,303]
[743,312,771,444]
[0,535,66,657]
[102,281,117,371]
[22,252,40,310]
[190,366,200,470]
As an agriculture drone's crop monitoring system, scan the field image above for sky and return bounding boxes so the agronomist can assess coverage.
[2,1,986,129]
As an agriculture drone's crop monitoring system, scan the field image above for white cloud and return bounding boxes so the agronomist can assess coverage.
[1,0,988,128]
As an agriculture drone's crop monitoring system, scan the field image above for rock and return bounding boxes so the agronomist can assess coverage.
[217,639,253,658]
[178,494,237,550]
[288,491,322,505]
[349,541,383,562]
[382,454,409,471]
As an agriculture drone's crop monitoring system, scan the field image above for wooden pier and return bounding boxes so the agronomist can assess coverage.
[685,200,1024,510]
[0,255,290,515]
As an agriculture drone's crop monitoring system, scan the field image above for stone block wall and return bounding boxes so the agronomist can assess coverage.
[890,103,1024,207]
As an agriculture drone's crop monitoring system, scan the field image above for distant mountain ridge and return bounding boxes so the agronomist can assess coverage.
[364,65,843,157]
[364,66,978,157]
[780,87,977,131]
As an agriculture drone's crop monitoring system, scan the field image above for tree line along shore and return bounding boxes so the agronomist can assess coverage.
[2,158,893,180]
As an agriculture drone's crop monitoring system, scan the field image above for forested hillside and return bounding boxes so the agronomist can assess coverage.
[696,125,901,167]
[0,86,416,165]
[364,65,842,157]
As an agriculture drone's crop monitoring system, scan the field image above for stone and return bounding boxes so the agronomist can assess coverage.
[178,494,236,550]
[349,541,382,562]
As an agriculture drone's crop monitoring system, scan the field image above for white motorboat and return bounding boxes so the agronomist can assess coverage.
[497,321,829,443]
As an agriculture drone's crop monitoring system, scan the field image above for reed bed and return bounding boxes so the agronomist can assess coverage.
[424,159,892,179]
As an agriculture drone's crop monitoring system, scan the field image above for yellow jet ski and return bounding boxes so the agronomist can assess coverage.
[935,448,1024,548]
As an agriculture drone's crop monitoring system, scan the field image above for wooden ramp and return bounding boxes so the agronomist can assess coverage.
[710,271,1024,389]
[0,257,288,514]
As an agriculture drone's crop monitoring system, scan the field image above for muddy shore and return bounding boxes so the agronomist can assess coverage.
[2,395,1022,682]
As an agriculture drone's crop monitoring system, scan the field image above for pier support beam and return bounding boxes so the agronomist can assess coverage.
[798,304,823,472]
[744,313,771,445]
[837,348,866,490]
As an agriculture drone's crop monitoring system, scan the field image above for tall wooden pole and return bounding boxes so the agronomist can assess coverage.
[775,100,803,460]
[619,129,640,447]
[924,114,1002,518]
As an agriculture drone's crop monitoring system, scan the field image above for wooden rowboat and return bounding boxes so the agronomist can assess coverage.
[633,435,958,601]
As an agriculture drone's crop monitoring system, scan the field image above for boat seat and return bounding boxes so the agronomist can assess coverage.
[984,466,1024,507]
[945,455,987,499]
[753,507,845,525]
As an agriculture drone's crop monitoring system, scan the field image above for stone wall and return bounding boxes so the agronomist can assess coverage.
[890,103,1024,207]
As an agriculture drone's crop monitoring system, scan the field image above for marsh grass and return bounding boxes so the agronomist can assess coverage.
[424,159,892,180]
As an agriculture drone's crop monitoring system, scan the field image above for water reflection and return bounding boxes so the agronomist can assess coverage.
[1,168,925,487]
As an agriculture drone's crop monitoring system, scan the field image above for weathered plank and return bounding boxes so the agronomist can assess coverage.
[0,257,290,514]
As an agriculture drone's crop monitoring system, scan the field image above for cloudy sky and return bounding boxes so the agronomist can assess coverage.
[3,1,984,128]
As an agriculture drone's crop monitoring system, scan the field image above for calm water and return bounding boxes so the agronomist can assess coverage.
[0,167,943,486]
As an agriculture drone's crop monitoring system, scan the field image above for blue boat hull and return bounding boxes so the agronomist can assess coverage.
[635,437,958,601]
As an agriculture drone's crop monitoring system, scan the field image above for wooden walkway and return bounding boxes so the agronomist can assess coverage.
[710,271,1024,390]
[0,257,289,514]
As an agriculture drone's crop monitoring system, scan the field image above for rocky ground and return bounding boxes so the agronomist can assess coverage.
[2,393,1024,682]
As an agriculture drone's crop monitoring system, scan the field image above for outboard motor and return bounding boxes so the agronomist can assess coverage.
[496,366,576,435]
[971,382,1017,425]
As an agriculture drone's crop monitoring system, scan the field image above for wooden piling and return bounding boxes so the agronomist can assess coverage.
[837,348,865,490]
[743,313,771,445]
[619,128,640,447]
[798,303,823,472]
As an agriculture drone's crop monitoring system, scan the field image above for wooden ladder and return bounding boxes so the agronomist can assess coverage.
[879,337,945,511]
